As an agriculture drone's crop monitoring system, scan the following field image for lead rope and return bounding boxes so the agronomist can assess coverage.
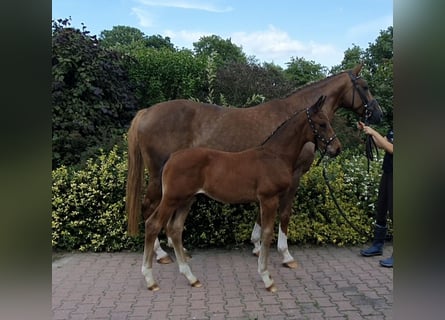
[320,159,370,238]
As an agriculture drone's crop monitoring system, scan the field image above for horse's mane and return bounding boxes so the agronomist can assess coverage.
[282,70,346,99]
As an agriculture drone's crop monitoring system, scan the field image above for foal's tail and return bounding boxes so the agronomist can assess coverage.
[126,110,145,236]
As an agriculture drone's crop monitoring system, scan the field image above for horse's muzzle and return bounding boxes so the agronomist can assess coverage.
[327,144,341,157]
[366,99,383,125]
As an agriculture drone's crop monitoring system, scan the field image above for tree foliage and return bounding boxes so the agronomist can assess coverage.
[128,47,208,107]
[99,26,175,51]
[52,18,137,168]
[284,57,327,87]
[193,35,247,67]
[213,61,294,107]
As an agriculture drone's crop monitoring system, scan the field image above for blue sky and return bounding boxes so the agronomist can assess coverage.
[52,0,392,68]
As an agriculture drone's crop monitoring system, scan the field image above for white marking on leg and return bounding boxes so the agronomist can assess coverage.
[257,241,274,289]
[260,270,274,289]
[141,249,156,288]
[277,224,294,264]
[154,237,169,260]
[251,222,262,254]
[178,262,198,285]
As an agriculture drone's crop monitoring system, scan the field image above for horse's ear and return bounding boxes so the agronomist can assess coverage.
[352,62,364,75]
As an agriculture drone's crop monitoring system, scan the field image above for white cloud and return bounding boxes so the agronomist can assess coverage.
[137,0,233,12]
[161,25,343,68]
[163,29,212,45]
[131,8,154,28]
[231,25,342,68]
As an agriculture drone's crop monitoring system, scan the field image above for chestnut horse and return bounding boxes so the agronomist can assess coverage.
[127,64,382,268]
[141,96,341,292]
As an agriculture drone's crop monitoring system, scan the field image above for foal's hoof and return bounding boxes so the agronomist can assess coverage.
[157,255,174,264]
[148,283,160,291]
[283,260,298,269]
[191,280,202,288]
[266,284,277,293]
[252,251,260,257]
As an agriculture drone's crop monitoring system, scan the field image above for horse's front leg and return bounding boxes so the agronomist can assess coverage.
[277,185,299,269]
[258,196,279,293]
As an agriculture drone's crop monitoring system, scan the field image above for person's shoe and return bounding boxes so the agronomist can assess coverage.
[379,255,393,268]
[360,244,383,256]
[360,224,387,257]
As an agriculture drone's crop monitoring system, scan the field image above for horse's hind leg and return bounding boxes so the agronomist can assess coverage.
[143,176,173,264]
[167,197,196,260]
[277,187,299,269]
[166,200,201,288]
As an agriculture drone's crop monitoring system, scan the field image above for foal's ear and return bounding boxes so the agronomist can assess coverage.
[312,95,326,113]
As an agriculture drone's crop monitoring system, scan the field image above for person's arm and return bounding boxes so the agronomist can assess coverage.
[357,121,393,154]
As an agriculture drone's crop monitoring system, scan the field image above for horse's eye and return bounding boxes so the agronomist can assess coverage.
[363,86,369,91]
[319,123,327,129]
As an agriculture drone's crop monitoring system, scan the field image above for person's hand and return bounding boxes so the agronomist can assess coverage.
[357,121,376,136]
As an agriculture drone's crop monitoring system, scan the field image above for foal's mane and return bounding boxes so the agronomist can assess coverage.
[259,107,307,146]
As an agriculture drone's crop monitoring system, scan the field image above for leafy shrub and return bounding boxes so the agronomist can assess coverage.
[288,151,383,246]
[52,145,142,251]
[52,143,386,252]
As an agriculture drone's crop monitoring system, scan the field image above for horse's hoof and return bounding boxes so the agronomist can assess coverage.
[283,260,298,269]
[266,284,277,293]
[185,252,192,260]
[191,280,202,288]
[157,256,174,264]
[252,251,260,257]
[148,283,160,291]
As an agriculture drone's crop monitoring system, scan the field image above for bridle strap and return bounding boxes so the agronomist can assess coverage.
[305,108,337,165]
[348,71,379,171]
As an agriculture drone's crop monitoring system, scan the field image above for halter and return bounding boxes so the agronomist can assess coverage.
[305,108,337,163]
[348,71,379,171]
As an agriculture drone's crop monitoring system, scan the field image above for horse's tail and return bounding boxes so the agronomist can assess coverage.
[126,110,145,236]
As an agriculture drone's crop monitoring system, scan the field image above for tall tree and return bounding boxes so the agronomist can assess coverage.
[99,25,146,48]
[330,45,364,74]
[193,35,247,67]
[100,26,174,51]
[284,57,327,88]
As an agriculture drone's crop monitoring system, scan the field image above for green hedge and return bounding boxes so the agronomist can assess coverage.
[52,144,385,252]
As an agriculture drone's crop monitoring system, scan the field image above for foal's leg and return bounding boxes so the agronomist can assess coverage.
[258,196,279,293]
[143,176,173,264]
[166,198,196,260]
[141,208,164,291]
[166,202,201,288]
[251,215,262,257]
[277,185,299,269]
[277,155,313,268]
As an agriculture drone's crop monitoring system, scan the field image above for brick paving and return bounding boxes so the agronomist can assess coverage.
[52,244,393,319]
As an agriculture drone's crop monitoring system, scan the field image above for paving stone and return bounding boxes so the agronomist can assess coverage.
[52,245,393,319]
